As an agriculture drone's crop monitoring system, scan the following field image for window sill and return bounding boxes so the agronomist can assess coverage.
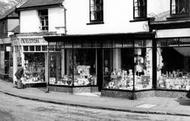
[167,15,190,21]
[130,17,155,22]
[87,21,104,25]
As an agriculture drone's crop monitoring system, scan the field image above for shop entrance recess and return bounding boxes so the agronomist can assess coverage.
[97,49,103,91]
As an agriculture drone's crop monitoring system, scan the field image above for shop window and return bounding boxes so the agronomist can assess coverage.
[73,49,97,86]
[22,53,45,84]
[49,52,62,85]
[133,0,147,19]
[29,46,35,51]
[103,40,152,90]
[134,47,152,90]
[49,48,97,86]
[89,0,103,23]
[23,46,29,51]
[38,9,48,31]
[104,48,134,90]
[171,0,190,17]
[36,46,41,51]
[157,40,190,90]
[42,45,47,51]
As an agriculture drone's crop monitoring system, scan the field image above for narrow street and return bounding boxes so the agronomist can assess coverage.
[0,92,189,121]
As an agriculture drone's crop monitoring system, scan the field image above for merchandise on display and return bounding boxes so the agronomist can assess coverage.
[105,69,151,90]
[49,65,97,86]
[158,71,190,90]
[22,61,45,84]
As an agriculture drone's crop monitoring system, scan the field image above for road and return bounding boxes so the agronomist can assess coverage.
[0,92,190,121]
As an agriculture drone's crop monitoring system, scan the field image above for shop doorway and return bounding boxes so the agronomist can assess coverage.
[97,49,103,91]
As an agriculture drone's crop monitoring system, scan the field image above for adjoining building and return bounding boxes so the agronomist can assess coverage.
[150,0,190,98]
[0,7,19,81]
[12,0,66,87]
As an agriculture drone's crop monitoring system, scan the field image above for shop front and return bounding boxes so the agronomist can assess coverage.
[0,38,12,80]
[45,32,155,97]
[12,36,48,87]
[155,37,190,97]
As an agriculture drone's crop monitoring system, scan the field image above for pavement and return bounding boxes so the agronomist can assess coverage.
[0,79,190,117]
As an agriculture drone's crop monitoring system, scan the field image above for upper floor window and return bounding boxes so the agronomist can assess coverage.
[133,0,147,19]
[38,9,48,31]
[89,0,103,23]
[171,0,190,16]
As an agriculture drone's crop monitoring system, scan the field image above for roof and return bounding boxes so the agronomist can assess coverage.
[18,0,64,10]
[0,6,18,20]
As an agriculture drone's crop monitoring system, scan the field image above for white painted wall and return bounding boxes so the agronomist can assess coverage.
[49,7,65,34]
[19,0,171,35]
[20,7,66,34]
[64,0,149,35]
[20,10,41,33]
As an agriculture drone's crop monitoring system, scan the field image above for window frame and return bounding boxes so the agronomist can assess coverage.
[89,0,104,24]
[170,0,190,17]
[38,9,49,31]
[133,0,147,19]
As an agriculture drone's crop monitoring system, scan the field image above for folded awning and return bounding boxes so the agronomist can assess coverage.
[44,32,155,42]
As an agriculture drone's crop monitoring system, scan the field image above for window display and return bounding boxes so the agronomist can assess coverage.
[157,45,190,90]
[49,48,97,86]
[21,53,45,84]
[104,40,152,90]
[104,49,134,90]
[134,47,152,90]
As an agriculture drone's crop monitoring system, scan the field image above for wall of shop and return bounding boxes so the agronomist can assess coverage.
[20,7,66,33]
[64,0,149,35]
[20,10,41,33]
[48,7,65,34]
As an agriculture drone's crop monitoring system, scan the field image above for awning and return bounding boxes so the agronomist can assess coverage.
[44,32,155,42]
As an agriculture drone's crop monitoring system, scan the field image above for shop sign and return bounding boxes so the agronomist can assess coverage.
[20,38,47,45]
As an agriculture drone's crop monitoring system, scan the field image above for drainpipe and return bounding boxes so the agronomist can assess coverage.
[61,3,67,35]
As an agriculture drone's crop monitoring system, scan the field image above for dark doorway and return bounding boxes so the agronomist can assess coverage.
[97,49,103,91]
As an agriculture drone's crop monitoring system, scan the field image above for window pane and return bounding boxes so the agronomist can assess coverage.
[42,45,47,51]
[36,46,41,51]
[157,46,190,90]
[171,0,189,15]
[29,46,34,51]
[134,48,152,90]
[73,49,97,86]
[23,53,45,84]
[90,0,103,22]
[49,52,64,85]
[38,9,48,31]
[134,0,146,18]
[104,48,134,90]
[23,46,28,51]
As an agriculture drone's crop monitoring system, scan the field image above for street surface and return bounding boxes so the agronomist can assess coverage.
[0,92,190,121]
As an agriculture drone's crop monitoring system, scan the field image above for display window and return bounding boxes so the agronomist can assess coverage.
[157,38,190,90]
[104,48,134,90]
[103,40,153,90]
[73,49,97,86]
[22,53,45,84]
[48,47,97,86]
